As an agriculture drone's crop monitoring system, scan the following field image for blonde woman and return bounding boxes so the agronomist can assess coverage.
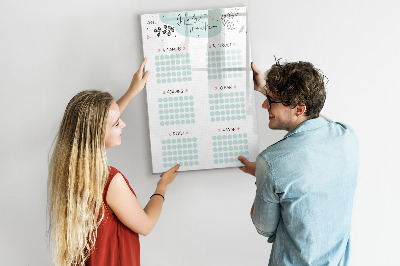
[48,58,179,266]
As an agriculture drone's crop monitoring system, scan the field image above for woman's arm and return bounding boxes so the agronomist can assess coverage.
[106,164,180,236]
[117,58,150,115]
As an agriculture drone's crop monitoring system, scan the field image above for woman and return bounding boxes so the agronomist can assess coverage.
[48,58,179,266]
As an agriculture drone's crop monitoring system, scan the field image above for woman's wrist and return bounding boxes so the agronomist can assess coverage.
[125,86,140,100]
[150,193,165,202]
[155,183,167,195]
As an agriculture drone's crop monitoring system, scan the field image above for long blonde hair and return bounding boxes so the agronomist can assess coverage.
[48,90,113,265]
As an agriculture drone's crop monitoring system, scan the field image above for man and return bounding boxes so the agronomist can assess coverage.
[239,61,359,265]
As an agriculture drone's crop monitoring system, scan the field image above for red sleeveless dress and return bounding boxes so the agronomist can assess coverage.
[86,166,140,266]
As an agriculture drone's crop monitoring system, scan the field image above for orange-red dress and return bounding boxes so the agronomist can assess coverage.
[86,166,140,266]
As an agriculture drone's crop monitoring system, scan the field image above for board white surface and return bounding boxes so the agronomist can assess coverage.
[141,7,259,173]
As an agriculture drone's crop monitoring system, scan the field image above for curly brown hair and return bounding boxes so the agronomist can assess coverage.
[266,60,327,118]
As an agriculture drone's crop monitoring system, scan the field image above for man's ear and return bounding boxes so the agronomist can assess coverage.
[295,105,307,117]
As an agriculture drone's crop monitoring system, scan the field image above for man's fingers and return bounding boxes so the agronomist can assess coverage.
[238,156,250,166]
[251,62,260,74]
[238,166,249,174]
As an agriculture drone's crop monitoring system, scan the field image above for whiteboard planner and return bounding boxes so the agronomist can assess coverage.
[141,6,259,173]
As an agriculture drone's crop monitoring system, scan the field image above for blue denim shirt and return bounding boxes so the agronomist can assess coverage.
[252,117,359,266]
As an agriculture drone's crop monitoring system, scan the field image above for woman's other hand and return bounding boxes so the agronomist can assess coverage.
[158,164,180,189]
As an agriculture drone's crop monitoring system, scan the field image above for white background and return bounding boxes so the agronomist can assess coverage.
[0,0,399,265]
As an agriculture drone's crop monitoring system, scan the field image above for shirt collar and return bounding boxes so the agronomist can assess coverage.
[284,117,328,139]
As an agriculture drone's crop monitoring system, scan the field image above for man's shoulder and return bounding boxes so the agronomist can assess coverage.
[326,120,358,146]
[259,119,358,163]
[258,139,293,163]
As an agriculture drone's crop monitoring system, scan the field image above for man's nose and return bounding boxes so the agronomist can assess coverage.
[262,99,270,110]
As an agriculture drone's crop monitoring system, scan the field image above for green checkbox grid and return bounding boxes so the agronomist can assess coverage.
[161,137,199,168]
[158,95,196,126]
[205,49,243,80]
[155,53,192,84]
[209,92,246,122]
[212,133,249,164]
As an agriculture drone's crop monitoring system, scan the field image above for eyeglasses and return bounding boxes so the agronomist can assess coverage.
[266,94,282,108]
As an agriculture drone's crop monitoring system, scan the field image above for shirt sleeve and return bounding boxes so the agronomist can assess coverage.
[251,154,280,243]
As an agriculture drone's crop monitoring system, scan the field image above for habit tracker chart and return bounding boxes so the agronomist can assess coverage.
[141,6,259,173]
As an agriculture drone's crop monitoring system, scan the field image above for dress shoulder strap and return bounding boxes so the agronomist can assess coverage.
[103,166,119,204]
[103,166,137,205]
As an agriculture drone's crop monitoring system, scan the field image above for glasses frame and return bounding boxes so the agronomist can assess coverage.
[262,84,282,108]
[266,94,282,108]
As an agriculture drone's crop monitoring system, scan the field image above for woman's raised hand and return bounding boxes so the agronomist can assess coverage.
[128,57,150,96]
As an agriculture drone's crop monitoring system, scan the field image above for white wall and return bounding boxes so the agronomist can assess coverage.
[1,0,399,265]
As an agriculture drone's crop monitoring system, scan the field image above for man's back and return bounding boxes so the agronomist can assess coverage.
[252,117,359,266]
